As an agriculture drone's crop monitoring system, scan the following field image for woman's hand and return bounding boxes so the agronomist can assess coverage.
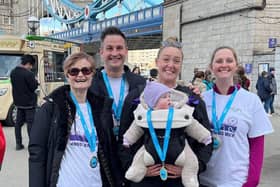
[165,164,182,178]
[145,164,161,177]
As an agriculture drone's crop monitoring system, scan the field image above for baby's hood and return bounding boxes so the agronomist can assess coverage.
[139,88,189,109]
[135,89,194,129]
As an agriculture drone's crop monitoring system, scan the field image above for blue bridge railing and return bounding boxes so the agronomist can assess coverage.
[51,4,163,43]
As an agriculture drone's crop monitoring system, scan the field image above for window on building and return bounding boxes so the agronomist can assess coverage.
[10,17,14,25]
[2,16,15,25]
[4,16,9,24]
[0,0,9,5]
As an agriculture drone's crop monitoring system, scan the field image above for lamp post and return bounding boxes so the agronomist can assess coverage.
[27,16,39,35]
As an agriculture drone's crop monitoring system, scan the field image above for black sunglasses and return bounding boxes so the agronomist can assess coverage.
[68,67,93,76]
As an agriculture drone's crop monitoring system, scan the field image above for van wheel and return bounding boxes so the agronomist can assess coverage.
[4,104,17,126]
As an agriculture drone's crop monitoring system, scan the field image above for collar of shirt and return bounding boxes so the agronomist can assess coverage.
[213,84,241,95]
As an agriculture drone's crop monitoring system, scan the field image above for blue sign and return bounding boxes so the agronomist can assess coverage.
[269,38,277,48]
[245,64,252,74]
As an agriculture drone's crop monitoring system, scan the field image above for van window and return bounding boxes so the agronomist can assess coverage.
[0,55,21,79]
[44,51,65,82]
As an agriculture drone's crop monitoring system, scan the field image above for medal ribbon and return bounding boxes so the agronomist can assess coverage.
[102,71,125,121]
[212,86,238,134]
[70,92,96,152]
[147,107,174,163]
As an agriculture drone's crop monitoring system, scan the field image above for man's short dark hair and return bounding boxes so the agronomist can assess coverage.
[194,71,205,79]
[150,68,158,78]
[100,26,127,45]
[21,55,35,66]
[269,67,275,72]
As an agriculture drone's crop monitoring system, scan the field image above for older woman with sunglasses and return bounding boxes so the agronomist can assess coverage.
[29,52,121,187]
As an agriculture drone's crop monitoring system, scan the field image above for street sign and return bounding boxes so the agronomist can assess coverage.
[245,63,252,74]
[269,38,277,48]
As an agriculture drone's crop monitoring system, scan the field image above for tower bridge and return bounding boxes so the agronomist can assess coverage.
[44,0,163,52]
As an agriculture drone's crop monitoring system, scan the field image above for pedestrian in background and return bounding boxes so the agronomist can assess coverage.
[191,67,199,84]
[0,122,6,170]
[89,26,146,187]
[202,69,214,91]
[132,66,141,75]
[193,70,207,93]
[268,67,277,115]
[149,68,158,81]
[200,46,274,187]
[256,71,272,115]
[29,52,121,187]
[10,54,38,150]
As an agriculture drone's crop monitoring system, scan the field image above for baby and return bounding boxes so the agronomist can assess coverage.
[123,81,212,187]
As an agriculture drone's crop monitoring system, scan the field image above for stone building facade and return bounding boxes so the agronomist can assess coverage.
[163,0,280,108]
[0,0,43,35]
[0,0,14,34]
[0,1,91,35]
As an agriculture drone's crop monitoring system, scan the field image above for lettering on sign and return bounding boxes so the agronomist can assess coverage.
[0,40,19,48]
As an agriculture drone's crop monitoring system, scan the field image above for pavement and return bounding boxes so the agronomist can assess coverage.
[259,110,280,187]
[0,110,279,187]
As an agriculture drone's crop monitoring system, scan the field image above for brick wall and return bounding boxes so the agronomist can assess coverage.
[164,0,280,100]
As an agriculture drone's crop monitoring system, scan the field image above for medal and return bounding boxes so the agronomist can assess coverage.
[102,71,125,122]
[102,71,125,139]
[160,165,168,181]
[212,134,221,150]
[147,107,174,181]
[212,87,238,150]
[90,156,98,168]
[113,126,119,137]
[113,117,120,137]
[70,92,99,169]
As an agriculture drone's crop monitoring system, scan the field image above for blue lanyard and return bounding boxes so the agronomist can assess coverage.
[212,87,238,134]
[70,92,96,152]
[147,107,174,163]
[102,71,125,121]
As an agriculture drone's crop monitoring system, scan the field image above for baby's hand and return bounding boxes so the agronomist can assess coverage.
[123,138,131,148]
[202,136,212,145]
[123,144,130,148]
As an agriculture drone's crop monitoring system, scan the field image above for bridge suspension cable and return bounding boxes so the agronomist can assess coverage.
[43,0,157,24]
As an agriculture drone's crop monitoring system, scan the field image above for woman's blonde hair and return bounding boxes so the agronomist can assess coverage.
[156,37,184,59]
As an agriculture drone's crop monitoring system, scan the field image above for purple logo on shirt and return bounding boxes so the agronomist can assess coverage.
[211,117,238,137]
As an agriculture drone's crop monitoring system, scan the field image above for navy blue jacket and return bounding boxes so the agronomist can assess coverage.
[256,76,272,101]
[90,66,146,186]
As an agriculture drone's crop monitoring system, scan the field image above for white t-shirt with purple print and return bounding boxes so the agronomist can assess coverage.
[57,103,102,187]
[200,88,273,187]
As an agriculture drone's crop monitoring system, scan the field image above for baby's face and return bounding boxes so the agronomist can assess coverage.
[154,92,171,110]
